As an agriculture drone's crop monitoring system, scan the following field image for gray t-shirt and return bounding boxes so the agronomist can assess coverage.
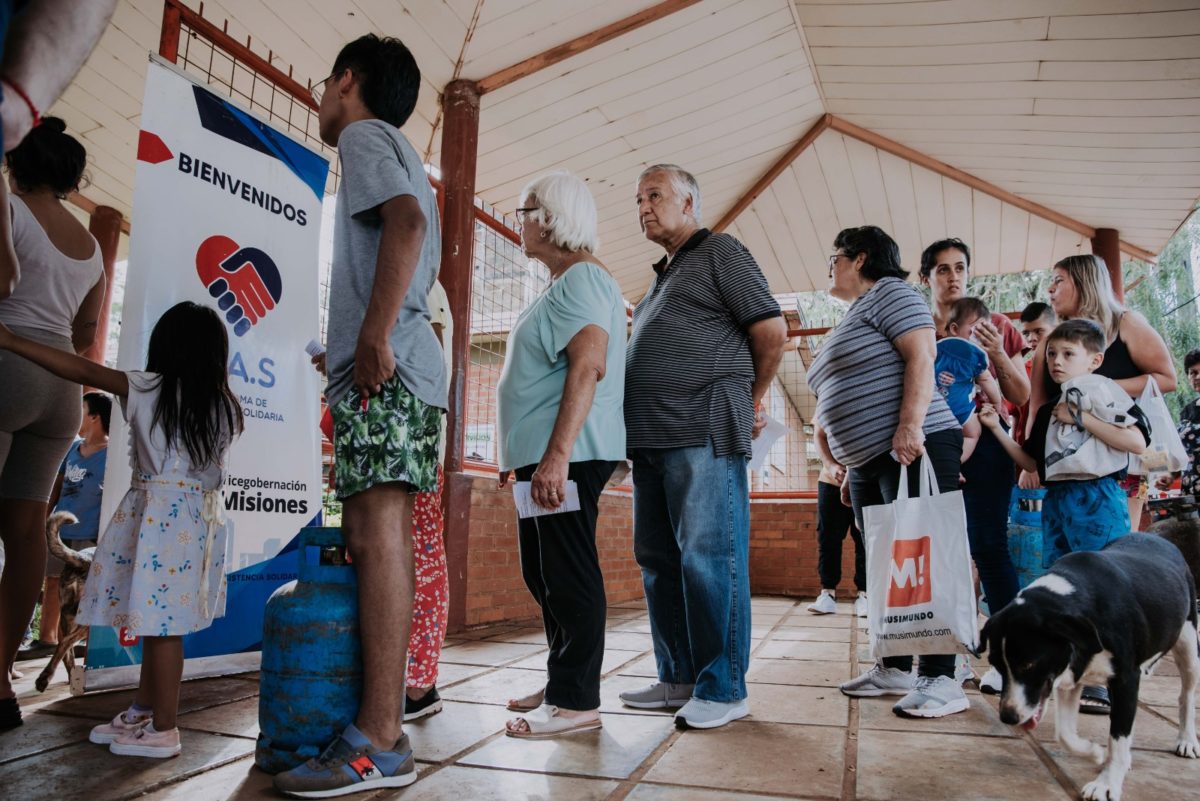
[325,119,446,410]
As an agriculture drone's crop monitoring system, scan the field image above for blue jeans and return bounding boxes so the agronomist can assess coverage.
[631,443,751,702]
[961,426,1021,614]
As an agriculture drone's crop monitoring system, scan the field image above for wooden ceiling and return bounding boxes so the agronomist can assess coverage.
[53,0,1200,298]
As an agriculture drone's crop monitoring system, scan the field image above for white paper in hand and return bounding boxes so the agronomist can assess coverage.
[513,481,581,519]
[749,414,789,472]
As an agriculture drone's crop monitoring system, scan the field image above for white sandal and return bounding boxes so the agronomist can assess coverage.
[505,704,602,740]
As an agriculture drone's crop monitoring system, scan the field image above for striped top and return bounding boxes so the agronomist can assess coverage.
[807,277,959,468]
[625,229,781,456]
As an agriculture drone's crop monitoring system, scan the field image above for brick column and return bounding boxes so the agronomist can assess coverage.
[438,79,481,633]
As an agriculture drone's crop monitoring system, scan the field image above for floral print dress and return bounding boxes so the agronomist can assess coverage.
[1179,399,1200,498]
[77,371,233,637]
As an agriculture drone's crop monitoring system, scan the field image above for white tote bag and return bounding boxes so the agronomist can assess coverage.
[862,458,978,657]
[1128,377,1188,475]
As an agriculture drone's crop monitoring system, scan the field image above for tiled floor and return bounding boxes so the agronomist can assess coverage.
[4,596,1199,800]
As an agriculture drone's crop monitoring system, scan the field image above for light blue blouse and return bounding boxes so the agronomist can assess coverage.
[497,262,627,471]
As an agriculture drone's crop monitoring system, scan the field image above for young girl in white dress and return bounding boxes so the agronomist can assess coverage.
[0,301,242,758]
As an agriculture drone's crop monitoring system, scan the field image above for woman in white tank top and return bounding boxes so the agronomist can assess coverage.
[0,117,105,726]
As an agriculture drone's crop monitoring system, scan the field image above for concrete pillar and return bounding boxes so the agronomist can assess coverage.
[82,206,122,365]
[1092,227,1123,302]
[438,79,481,634]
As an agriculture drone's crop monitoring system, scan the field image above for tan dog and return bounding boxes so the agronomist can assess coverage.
[37,511,93,692]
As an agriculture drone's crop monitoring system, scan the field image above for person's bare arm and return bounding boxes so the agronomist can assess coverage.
[47,470,64,511]
[1111,311,1177,396]
[0,184,16,298]
[976,369,1003,408]
[529,325,609,509]
[1027,341,1048,440]
[0,322,127,396]
[1,0,118,150]
[748,316,788,437]
[980,403,1037,472]
[1053,403,1148,456]
[71,272,105,353]
[814,421,846,485]
[354,195,426,399]
[891,327,937,464]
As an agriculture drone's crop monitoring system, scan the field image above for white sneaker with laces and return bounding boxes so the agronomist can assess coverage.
[839,662,914,697]
[853,592,868,618]
[979,667,1003,695]
[954,655,974,686]
[893,675,971,718]
[807,590,837,615]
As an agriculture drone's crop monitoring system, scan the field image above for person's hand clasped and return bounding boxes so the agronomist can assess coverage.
[1017,469,1042,490]
[891,423,925,465]
[498,469,512,489]
[311,351,327,376]
[979,403,1000,430]
[530,452,568,509]
[1052,402,1076,426]
[751,406,768,439]
[353,335,395,399]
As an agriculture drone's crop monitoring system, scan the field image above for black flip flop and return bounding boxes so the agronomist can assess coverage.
[1079,685,1111,715]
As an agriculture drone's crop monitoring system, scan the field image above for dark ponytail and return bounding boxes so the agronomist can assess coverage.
[5,116,89,197]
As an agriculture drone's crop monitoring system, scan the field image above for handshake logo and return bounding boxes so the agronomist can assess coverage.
[195,235,283,337]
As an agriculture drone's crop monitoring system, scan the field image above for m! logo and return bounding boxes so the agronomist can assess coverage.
[888,536,931,607]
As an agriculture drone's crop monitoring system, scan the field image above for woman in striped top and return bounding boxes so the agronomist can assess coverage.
[807,225,968,720]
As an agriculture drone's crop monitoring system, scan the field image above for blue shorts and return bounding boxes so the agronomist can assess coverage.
[1041,477,1130,568]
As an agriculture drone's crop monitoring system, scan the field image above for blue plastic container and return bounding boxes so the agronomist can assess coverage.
[256,527,361,774]
[1007,487,1048,588]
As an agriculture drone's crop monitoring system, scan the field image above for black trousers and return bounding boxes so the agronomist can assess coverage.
[817,480,865,591]
[847,428,963,679]
[515,459,617,710]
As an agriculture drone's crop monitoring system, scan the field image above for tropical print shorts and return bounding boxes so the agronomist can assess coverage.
[331,374,442,499]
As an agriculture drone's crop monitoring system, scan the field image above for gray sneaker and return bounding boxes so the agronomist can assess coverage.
[618,681,694,709]
[674,697,749,730]
[839,663,914,697]
[893,675,971,718]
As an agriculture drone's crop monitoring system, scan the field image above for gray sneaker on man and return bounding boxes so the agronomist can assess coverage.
[674,697,749,730]
[892,675,971,718]
[618,681,694,709]
[839,662,914,697]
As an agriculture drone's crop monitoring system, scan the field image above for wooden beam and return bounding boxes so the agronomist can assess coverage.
[712,114,832,234]
[159,0,182,63]
[69,192,130,235]
[826,115,1159,263]
[476,0,702,94]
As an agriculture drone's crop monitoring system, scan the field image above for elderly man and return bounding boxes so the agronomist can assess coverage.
[619,164,788,729]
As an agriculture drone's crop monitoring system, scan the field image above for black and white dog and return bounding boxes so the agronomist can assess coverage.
[979,533,1199,801]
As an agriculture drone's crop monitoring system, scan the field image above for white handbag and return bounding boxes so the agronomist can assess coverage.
[1129,376,1188,475]
[862,458,978,657]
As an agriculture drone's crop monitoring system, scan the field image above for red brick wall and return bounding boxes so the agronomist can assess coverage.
[459,479,851,628]
[461,475,640,627]
[749,499,860,598]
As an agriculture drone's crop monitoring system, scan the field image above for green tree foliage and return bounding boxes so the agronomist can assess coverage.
[1122,214,1200,422]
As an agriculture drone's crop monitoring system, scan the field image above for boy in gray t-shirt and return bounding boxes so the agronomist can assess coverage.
[277,34,441,798]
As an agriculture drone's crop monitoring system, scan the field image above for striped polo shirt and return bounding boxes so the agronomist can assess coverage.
[807,277,959,468]
[625,228,781,456]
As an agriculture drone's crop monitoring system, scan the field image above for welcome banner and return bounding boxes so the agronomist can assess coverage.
[84,58,329,691]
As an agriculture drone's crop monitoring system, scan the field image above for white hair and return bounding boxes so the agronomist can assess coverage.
[638,163,702,225]
[519,171,599,253]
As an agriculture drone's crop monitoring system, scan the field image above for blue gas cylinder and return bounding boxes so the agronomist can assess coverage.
[256,527,361,774]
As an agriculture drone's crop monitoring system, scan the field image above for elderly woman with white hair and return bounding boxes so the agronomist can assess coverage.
[496,170,627,739]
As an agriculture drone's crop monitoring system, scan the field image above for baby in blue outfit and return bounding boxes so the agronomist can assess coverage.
[936,297,1002,462]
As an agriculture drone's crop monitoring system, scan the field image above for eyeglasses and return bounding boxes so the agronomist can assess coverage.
[310,70,343,105]
[515,207,539,224]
